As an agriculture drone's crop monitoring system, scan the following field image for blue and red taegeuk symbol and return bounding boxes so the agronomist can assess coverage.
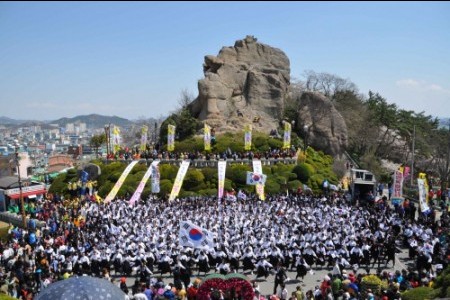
[252,174,261,182]
[189,228,203,241]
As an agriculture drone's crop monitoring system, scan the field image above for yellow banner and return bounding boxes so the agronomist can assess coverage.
[140,125,148,151]
[168,124,176,152]
[113,126,121,154]
[283,121,291,149]
[104,161,139,203]
[204,124,211,151]
[244,125,252,151]
[169,161,190,201]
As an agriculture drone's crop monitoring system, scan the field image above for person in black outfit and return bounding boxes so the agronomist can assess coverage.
[273,263,287,295]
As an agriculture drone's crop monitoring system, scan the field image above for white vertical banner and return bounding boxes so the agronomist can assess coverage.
[169,160,190,201]
[417,178,430,213]
[129,161,158,206]
[104,160,139,203]
[218,161,227,199]
[151,160,160,193]
[392,170,404,198]
[252,160,265,200]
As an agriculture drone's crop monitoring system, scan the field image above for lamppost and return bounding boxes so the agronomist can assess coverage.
[410,125,416,187]
[14,144,27,229]
[104,124,111,157]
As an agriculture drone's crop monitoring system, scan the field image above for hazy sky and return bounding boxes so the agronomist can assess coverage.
[1,1,449,121]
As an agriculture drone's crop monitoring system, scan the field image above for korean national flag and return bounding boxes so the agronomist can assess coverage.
[246,172,267,185]
[179,221,215,250]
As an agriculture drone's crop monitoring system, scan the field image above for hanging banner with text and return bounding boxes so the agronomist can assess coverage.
[168,124,176,152]
[169,160,190,201]
[113,126,121,154]
[104,160,139,203]
[417,178,430,213]
[140,125,148,151]
[129,160,158,206]
[204,123,211,151]
[151,160,160,193]
[244,124,252,151]
[217,160,226,199]
[283,121,291,149]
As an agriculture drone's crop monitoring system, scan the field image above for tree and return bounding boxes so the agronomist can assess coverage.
[89,134,106,158]
[159,90,201,145]
[302,70,358,97]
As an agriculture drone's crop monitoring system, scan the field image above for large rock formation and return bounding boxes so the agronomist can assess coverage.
[188,35,290,132]
[296,92,348,156]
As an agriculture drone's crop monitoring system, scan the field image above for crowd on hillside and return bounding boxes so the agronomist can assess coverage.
[105,146,298,162]
[1,189,449,299]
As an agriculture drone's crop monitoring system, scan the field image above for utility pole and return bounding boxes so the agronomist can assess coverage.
[15,145,27,229]
[411,125,416,187]
[447,121,450,191]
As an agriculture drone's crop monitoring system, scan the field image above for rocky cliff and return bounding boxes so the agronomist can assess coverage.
[296,92,348,156]
[188,35,290,132]
[187,36,348,156]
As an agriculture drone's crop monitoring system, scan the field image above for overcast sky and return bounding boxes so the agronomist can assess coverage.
[1,1,449,121]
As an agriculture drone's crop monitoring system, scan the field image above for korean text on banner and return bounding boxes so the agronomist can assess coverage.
[129,161,158,206]
[140,125,148,151]
[204,124,211,151]
[283,121,291,149]
[104,161,139,203]
[392,170,404,198]
[168,124,176,152]
[151,161,160,193]
[169,160,190,201]
[244,124,252,151]
[417,178,430,213]
[113,126,121,154]
[217,161,226,199]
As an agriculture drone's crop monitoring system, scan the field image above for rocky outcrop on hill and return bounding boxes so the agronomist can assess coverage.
[188,35,290,132]
[296,92,348,156]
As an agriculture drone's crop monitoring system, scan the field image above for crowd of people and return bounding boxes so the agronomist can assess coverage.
[1,190,449,299]
[105,146,298,162]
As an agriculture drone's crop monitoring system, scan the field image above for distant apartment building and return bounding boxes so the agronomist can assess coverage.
[78,123,87,133]
[66,123,75,133]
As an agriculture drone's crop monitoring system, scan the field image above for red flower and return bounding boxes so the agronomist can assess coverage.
[197,276,255,300]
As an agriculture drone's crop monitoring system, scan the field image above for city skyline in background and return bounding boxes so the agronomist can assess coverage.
[1,1,449,121]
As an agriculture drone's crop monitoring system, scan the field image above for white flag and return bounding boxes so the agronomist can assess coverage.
[179,221,215,250]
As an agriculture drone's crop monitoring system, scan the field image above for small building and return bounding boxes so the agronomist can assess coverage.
[0,176,46,212]
[349,168,377,204]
